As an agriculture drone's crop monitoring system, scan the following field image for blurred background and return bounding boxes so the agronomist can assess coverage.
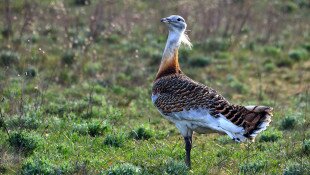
[0,0,309,174]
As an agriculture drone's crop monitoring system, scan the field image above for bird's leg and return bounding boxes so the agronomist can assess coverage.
[184,136,192,168]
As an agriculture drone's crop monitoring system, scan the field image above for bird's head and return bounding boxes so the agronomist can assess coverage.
[161,15,192,48]
[161,15,187,33]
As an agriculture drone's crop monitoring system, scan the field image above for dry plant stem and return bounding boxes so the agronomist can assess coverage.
[0,110,10,138]
[19,1,33,39]
[4,0,12,40]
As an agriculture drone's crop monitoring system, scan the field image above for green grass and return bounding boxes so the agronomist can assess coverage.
[0,0,309,174]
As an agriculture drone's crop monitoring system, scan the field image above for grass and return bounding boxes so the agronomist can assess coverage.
[0,0,309,174]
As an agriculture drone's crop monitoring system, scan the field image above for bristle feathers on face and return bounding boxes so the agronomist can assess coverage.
[181,32,192,49]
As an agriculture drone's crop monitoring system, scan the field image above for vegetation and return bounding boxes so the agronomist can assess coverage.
[0,0,309,174]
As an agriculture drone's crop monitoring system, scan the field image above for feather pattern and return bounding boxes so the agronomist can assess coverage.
[152,74,272,141]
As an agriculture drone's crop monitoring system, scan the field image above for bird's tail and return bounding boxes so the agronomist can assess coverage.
[242,105,273,141]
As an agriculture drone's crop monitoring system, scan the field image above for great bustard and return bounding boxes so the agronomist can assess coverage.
[151,15,273,168]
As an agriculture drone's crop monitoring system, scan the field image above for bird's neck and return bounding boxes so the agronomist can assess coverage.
[155,31,182,80]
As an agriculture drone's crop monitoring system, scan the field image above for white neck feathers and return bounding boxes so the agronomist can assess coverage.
[162,31,192,60]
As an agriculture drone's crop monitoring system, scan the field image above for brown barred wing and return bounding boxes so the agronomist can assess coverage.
[152,74,230,115]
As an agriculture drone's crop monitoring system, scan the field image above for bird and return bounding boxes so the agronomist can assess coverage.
[151,15,273,168]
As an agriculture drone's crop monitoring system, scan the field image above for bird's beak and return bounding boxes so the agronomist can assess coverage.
[161,18,170,23]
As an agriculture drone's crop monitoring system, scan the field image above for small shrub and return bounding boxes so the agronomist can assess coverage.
[73,120,109,136]
[216,149,231,157]
[216,136,233,144]
[25,67,37,78]
[45,102,66,116]
[105,34,120,44]
[264,62,276,72]
[0,117,5,130]
[72,36,86,48]
[56,144,72,156]
[227,75,248,94]
[0,166,6,174]
[276,58,293,68]
[214,51,230,59]
[296,0,310,8]
[8,132,41,155]
[179,48,190,63]
[163,158,188,175]
[1,27,12,38]
[74,0,91,5]
[25,34,39,43]
[83,62,102,76]
[106,163,141,175]
[259,129,282,142]
[239,161,267,174]
[189,56,211,67]
[201,38,230,52]
[128,127,153,140]
[0,50,20,66]
[281,2,299,13]
[264,46,281,57]
[21,159,55,175]
[7,115,39,130]
[88,120,108,137]
[302,139,310,154]
[246,42,256,51]
[73,123,88,135]
[283,162,310,175]
[104,133,125,147]
[74,0,90,5]
[61,51,75,66]
[302,43,310,52]
[288,49,308,61]
[21,158,72,175]
[280,116,297,130]
[58,70,78,85]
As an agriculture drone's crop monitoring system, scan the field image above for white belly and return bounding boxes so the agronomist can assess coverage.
[152,97,246,141]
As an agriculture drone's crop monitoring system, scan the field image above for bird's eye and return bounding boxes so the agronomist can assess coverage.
[177,18,181,21]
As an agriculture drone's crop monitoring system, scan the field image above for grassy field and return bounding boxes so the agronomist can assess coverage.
[0,0,309,174]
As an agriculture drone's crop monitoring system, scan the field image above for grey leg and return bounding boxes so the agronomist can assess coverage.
[184,136,192,168]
